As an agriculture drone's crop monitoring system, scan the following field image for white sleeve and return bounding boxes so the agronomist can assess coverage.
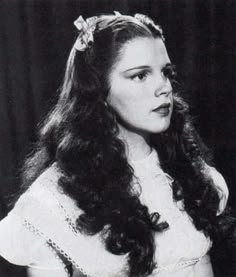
[0,211,32,266]
[27,267,70,277]
[0,211,67,272]
[204,164,229,215]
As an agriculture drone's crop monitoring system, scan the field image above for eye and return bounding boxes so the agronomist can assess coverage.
[162,64,177,80]
[131,71,149,82]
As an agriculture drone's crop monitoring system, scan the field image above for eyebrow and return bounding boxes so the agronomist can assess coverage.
[123,63,172,73]
[123,65,150,73]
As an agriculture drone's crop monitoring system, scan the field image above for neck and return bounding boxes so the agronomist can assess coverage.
[117,124,152,161]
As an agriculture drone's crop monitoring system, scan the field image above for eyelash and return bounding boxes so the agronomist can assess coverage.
[162,64,177,80]
[130,64,177,82]
[131,71,149,82]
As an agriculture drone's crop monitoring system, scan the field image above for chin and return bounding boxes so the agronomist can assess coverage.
[150,121,171,134]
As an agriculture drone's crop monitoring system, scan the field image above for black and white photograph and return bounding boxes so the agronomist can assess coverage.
[0,0,235,276]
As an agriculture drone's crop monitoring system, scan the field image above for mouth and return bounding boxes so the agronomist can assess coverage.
[152,103,171,116]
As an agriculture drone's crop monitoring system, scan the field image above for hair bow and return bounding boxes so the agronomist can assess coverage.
[73,15,97,51]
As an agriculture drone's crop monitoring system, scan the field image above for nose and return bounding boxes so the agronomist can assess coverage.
[154,78,172,97]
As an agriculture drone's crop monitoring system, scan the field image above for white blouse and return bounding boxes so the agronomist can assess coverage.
[0,150,228,277]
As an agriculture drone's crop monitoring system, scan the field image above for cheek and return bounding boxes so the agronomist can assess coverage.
[107,89,136,115]
[109,98,135,119]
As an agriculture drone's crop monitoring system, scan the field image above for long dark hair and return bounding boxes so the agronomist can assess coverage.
[21,14,228,276]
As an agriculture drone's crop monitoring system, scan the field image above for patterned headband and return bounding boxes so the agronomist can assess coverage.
[73,12,163,51]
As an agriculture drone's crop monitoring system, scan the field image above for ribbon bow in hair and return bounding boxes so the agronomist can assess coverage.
[73,15,97,51]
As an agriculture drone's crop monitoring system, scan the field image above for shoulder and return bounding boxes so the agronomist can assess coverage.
[12,163,61,214]
[0,163,80,269]
[16,162,68,207]
[29,162,62,196]
[13,162,81,219]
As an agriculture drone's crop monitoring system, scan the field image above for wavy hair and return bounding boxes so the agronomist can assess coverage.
[21,14,228,276]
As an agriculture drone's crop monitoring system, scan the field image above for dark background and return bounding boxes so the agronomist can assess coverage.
[0,0,235,276]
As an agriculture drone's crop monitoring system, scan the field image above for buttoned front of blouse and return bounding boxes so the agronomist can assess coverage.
[129,150,213,276]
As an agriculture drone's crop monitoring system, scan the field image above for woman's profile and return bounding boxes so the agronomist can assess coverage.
[0,12,231,277]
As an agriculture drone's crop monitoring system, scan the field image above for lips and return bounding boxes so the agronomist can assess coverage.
[152,103,171,115]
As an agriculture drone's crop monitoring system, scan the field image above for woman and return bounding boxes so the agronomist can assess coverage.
[0,12,229,277]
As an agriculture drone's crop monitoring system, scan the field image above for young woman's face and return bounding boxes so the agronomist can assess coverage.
[107,37,173,136]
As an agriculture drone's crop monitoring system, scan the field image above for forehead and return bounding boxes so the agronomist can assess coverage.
[113,37,170,71]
